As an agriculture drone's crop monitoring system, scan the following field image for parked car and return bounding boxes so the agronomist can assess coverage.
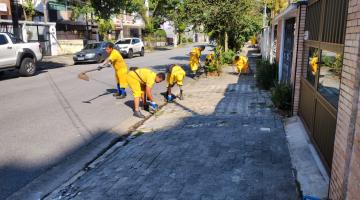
[0,32,42,76]
[115,38,145,58]
[73,42,110,64]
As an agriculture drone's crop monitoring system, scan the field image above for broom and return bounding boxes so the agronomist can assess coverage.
[78,64,110,81]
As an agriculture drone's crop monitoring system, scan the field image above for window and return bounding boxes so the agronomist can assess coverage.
[318,50,343,108]
[306,47,319,86]
[0,35,8,45]
[84,43,101,49]
[134,39,140,44]
[116,39,131,45]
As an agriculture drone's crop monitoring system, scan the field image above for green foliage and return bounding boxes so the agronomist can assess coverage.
[333,54,343,76]
[322,55,333,67]
[181,37,187,44]
[154,29,167,38]
[221,50,236,65]
[184,0,263,50]
[22,0,35,20]
[90,0,142,20]
[271,82,292,111]
[97,19,114,38]
[207,65,217,73]
[71,3,93,21]
[255,60,278,90]
[146,0,189,44]
[187,38,193,43]
[264,0,289,16]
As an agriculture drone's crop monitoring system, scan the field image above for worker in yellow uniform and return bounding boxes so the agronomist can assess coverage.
[127,68,165,118]
[205,53,215,67]
[100,43,128,99]
[233,55,249,75]
[166,64,186,102]
[310,56,318,75]
[189,45,205,78]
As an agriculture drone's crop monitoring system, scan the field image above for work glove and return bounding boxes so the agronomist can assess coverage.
[167,95,173,102]
[149,102,158,110]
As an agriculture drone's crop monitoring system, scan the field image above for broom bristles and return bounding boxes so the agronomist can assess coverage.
[78,72,90,81]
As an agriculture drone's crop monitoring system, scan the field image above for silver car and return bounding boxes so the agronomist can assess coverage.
[73,42,109,64]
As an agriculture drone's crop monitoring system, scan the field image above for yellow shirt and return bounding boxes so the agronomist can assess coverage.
[310,57,318,75]
[167,65,186,86]
[108,49,127,74]
[191,47,202,58]
[205,53,215,66]
[132,68,157,88]
[234,56,249,73]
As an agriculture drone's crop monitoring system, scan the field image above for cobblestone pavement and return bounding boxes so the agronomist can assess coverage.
[46,58,298,200]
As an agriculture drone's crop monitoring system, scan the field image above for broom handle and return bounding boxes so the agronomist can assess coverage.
[82,65,108,74]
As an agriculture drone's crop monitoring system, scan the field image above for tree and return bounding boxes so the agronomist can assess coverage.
[263,0,289,18]
[71,3,93,21]
[89,0,142,20]
[184,0,262,51]
[22,0,35,21]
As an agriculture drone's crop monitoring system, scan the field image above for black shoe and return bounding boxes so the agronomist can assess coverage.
[143,104,150,112]
[116,94,127,99]
[133,111,145,118]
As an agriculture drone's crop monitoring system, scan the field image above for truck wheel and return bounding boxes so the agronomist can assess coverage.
[128,49,133,58]
[140,47,145,56]
[19,57,36,76]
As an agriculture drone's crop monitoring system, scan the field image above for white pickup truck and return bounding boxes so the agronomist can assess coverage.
[0,32,43,76]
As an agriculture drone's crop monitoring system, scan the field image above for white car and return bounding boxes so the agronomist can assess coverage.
[0,32,42,76]
[115,38,145,58]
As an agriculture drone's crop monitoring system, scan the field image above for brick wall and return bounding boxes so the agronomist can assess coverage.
[292,5,307,115]
[329,0,360,198]
[347,109,360,199]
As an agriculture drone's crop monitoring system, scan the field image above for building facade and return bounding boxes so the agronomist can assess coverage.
[263,0,360,199]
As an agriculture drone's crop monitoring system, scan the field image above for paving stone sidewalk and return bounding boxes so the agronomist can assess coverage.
[45,56,298,200]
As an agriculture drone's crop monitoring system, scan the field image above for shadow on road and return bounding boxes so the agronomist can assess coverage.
[0,130,125,200]
[0,61,69,81]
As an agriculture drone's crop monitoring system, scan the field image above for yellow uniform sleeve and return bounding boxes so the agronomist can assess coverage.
[109,50,127,72]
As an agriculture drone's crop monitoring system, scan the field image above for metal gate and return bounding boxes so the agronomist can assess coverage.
[299,0,348,172]
[0,22,52,55]
[282,18,296,83]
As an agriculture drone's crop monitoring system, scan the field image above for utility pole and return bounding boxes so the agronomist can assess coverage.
[10,0,20,38]
[42,0,48,23]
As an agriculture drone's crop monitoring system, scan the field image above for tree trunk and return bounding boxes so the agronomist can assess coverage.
[178,32,181,45]
[42,0,48,23]
[23,9,27,21]
[224,31,229,52]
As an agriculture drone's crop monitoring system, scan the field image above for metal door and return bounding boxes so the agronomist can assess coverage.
[282,18,295,83]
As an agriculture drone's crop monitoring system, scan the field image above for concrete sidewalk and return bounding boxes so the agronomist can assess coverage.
[45,55,298,200]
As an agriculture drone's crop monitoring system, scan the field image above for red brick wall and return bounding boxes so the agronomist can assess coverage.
[347,111,360,199]
[329,0,360,198]
[292,5,307,115]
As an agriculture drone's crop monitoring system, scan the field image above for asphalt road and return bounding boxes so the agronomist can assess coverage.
[0,44,211,199]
